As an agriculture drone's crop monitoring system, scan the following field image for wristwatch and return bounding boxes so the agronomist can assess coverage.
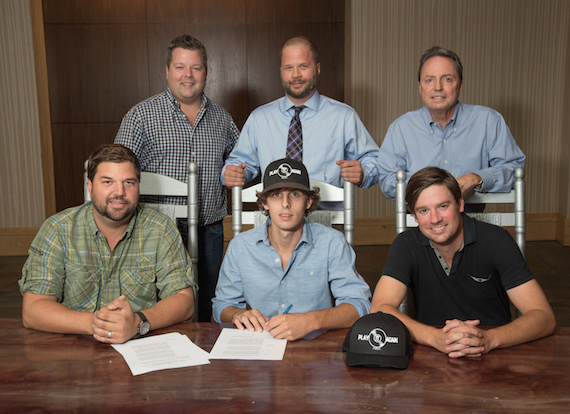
[136,311,150,336]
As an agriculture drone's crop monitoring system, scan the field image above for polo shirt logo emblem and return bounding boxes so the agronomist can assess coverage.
[469,274,492,283]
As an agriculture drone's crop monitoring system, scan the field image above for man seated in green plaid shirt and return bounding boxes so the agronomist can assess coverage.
[19,144,197,344]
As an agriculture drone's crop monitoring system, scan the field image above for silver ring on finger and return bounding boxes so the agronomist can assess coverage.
[108,331,112,339]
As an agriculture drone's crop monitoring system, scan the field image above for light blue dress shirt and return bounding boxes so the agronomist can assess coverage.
[212,221,371,322]
[222,91,380,189]
[378,103,526,199]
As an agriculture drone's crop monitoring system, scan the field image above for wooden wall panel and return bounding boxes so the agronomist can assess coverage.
[45,25,149,123]
[42,0,345,213]
[146,0,245,23]
[42,0,146,23]
[52,123,120,211]
[246,0,344,22]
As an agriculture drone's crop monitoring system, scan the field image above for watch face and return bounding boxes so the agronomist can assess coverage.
[139,321,150,336]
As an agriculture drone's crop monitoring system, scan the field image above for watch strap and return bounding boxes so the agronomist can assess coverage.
[136,311,150,335]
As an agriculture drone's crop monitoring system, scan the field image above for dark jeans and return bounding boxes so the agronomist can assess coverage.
[178,219,224,322]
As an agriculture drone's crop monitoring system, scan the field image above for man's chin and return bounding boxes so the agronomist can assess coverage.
[103,206,135,223]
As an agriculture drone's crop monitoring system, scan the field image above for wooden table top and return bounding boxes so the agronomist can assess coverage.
[1,320,569,413]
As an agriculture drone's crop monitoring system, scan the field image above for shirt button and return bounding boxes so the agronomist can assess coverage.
[310,271,314,275]
[443,139,447,143]
[281,304,285,308]
[275,258,280,263]
[444,160,448,164]
[280,280,284,285]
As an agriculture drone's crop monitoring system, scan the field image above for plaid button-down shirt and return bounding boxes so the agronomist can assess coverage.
[115,90,239,226]
[20,203,196,312]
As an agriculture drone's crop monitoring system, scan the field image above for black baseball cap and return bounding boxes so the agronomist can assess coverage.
[261,158,310,194]
[343,312,414,369]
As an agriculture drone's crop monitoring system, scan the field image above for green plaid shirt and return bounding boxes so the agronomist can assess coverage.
[20,203,196,312]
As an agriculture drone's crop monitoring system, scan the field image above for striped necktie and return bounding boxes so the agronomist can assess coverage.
[286,105,306,161]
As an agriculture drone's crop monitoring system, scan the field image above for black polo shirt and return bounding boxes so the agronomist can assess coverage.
[383,214,533,326]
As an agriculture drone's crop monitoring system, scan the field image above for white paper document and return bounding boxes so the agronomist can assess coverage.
[208,328,287,360]
[111,332,210,375]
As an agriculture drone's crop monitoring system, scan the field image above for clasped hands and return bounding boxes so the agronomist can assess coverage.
[232,308,312,341]
[437,319,489,358]
[91,295,139,344]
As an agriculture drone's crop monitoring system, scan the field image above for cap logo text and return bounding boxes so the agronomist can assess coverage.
[268,163,302,180]
[357,328,399,350]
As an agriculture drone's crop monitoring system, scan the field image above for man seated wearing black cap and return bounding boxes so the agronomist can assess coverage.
[371,166,555,358]
[212,158,371,341]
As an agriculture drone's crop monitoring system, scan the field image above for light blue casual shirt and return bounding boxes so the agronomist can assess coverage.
[212,221,371,322]
[222,91,380,189]
[378,102,526,199]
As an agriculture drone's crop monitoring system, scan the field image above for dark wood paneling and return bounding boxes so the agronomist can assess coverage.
[246,0,344,22]
[43,0,146,23]
[146,0,246,23]
[44,0,345,211]
[147,25,248,128]
[246,23,344,111]
[45,25,149,123]
[52,124,119,211]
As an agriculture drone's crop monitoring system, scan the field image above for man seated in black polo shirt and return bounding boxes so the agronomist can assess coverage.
[371,166,555,358]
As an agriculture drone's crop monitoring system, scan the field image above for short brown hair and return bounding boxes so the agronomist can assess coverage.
[87,144,140,182]
[256,187,321,217]
[167,34,207,70]
[405,167,461,213]
[418,46,463,83]
[280,36,320,65]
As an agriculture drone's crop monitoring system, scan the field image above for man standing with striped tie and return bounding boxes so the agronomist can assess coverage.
[222,36,380,190]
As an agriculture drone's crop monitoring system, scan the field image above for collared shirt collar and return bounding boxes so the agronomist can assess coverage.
[280,90,321,114]
[421,101,463,129]
[165,87,208,115]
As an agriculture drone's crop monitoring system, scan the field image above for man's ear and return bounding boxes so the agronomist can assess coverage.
[87,180,93,199]
[459,197,465,213]
[305,196,313,211]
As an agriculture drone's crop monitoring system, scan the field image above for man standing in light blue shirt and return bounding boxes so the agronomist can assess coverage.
[222,36,379,189]
[213,158,371,341]
[378,46,525,200]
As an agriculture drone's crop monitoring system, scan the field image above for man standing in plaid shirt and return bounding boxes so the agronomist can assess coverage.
[115,34,239,322]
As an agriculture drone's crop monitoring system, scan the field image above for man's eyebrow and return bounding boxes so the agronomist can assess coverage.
[97,175,138,181]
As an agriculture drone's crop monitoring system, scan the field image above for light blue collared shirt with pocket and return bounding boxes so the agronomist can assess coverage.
[212,220,371,322]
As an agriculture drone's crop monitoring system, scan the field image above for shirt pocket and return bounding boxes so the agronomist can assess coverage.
[120,266,158,310]
[464,272,500,302]
[63,263,102,311]
[290,267,332,310]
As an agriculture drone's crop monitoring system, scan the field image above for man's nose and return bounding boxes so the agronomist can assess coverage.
[113,182,126,196]
[430,210,441,223]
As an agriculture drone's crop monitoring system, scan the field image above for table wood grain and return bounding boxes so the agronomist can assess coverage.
[1,320,568,413]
